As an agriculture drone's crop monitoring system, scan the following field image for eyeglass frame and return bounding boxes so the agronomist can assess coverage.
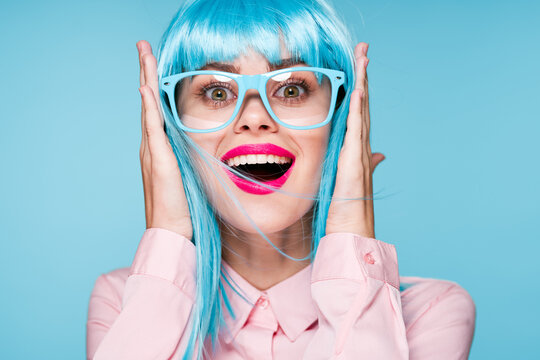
[160,66,346,133]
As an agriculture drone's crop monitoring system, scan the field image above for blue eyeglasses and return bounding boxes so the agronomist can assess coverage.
[160,67,345,133]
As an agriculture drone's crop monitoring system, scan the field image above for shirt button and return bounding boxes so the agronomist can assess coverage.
[364,253,375,264]
[256,296,269,309]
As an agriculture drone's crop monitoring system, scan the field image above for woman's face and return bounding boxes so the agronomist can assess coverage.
[187,49,331,234]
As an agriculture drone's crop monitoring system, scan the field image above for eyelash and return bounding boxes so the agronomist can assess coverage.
[273,78,313,100]
[195,78,313,108]
[196,81,236,107]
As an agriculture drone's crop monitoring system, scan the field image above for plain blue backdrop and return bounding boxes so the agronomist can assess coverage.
[1,0,538,358]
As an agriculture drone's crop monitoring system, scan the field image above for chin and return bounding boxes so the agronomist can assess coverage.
[226,215,297,234]
[216,195,315,235]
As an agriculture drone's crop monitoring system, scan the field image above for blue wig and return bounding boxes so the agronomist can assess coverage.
[155,0,357,358]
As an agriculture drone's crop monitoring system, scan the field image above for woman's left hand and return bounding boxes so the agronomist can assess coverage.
[325,42,385,239]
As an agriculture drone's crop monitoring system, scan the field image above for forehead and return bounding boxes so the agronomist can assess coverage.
[200,56,307,74]
[198,43,308,74]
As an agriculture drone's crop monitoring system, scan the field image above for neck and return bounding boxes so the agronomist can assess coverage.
[220,209,313,291]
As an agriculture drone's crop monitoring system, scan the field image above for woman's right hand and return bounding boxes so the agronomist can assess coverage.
[137,40,193,240]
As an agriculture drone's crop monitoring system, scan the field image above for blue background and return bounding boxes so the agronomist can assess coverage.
[1,0,538,358]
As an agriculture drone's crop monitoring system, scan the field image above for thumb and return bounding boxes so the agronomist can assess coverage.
[371,152,386,172]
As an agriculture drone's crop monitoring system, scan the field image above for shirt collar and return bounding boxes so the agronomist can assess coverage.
[220,260,317,344]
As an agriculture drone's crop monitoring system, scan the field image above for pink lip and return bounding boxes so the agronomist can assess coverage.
[221,143,296,195]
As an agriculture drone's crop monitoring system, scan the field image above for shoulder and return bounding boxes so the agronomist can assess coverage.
[399,275,476,333]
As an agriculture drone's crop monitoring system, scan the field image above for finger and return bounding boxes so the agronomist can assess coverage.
[361,67,370,165]
[137,40,150,154]
[343,89,363,146]
[138,84,153,227]
[354,43,371,136]
[141,45,161,101]
[137,40,153,87]
[142,53,164,128]
[354,49,367,92]
[139,85,170,156]
[141,155,153,228]
[353,44,373,184]
[353,44,368,148]
[140,94,148,154]
[353,44,371,163]
[371,152,386,172]
[361,88,371,175]
[354,42,368,58]
[137,41,159,229]
[142,52,159,96]
[137,41,145,87]
[354,47,369,156]
[343,43,368,142]
[364,71,370,136]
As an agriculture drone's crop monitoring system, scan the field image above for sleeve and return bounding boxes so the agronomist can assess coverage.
[86,228,197,360]
[303,232,409,360]
[405,278,476,359]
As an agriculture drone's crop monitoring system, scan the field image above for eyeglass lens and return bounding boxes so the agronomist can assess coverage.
[174,70,333,130]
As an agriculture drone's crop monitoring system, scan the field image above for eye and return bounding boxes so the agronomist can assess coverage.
[276,84,305,98]
[207,87,231,101]
[284,85,300,98]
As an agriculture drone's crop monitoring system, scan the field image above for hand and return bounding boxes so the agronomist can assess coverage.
[137,40,193,240]
[325,42,385,239]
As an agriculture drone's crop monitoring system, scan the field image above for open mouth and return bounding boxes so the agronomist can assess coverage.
[225,155,293,182]
[221,144,296,195]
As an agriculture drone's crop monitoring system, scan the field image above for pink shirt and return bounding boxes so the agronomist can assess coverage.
[87,228,476,359]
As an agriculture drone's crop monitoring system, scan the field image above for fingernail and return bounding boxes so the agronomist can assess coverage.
[364,43,369,55]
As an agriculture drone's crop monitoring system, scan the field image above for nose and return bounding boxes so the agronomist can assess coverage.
[232,89,279,134]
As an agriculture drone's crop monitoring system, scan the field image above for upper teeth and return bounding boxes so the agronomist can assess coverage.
[226,154,293,166]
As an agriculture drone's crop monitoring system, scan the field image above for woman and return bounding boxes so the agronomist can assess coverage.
[87,0,476,359]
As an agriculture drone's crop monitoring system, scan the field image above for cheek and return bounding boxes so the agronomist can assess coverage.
[296,127,331,181]
[186,132,226,178]
[185,132,254,226]
[185,132,224,198]
[314,132,331,163]
[187,133,220,156]
[309,125,331,155]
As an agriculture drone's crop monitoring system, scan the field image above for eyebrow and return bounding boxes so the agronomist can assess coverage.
[199,58,307,73]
